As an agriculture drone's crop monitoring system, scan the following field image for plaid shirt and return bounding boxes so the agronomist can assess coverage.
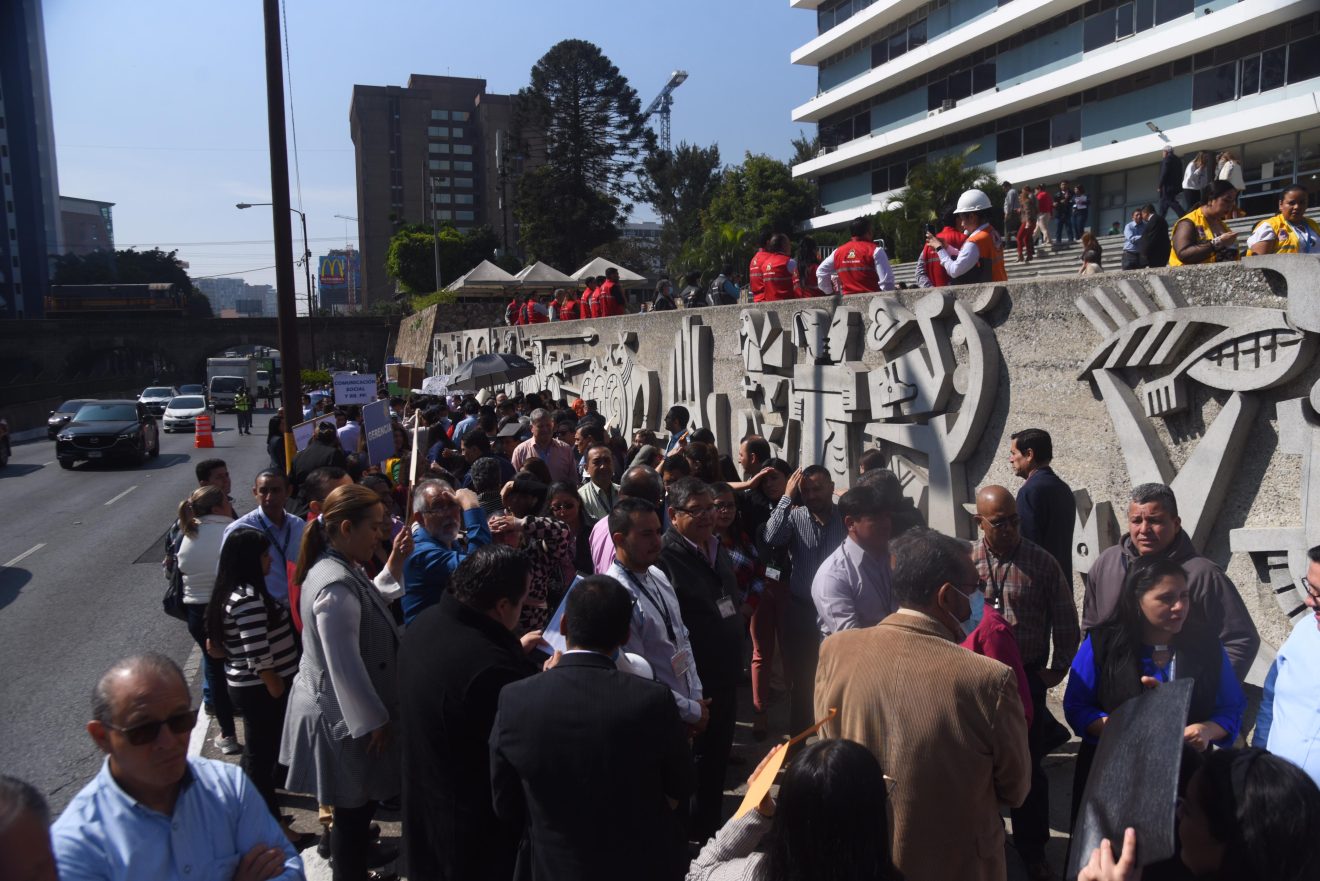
[972,536,1080,671]
[762,497,845,602]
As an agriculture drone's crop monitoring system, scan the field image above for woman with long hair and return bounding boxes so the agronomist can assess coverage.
[710,482,766,738]
[1181,151,1213,211]
[174,484,240,755]
[1169,180,1240,266]
[1064,556,1245,821]
[205,528,304,842]
[1079,747,1320,881]
[687,739,898,880]
[491,473,572,633]
[547,481,596,586]
[280,484,401,881]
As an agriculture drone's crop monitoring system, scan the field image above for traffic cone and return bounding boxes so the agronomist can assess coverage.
[195,413,214,449]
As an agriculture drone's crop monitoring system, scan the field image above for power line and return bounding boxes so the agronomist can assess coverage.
[114,236,356,247]
[191,265,278,279]
[281,0,306,222]
[60,144,350,153]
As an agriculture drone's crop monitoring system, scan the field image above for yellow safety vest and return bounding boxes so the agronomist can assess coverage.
[1245,215,1320,256]
[1168,207,1236,267]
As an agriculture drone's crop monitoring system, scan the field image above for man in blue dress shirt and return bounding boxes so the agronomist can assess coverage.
[51,653,301,881]
[811,484,895,635]
[402,479,491,625]
[1254,545,1320,785]
[222,470,305,607]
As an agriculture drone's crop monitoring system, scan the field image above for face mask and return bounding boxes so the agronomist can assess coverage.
[959,590,986,638]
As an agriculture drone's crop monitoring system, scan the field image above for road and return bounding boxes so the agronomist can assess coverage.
[0,409,277,812]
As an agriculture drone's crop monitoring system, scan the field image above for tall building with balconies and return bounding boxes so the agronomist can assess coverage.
[791,0,1320,235]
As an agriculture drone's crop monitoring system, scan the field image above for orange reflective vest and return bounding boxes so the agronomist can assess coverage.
[952,227,1008,285]
[831,239,880,294]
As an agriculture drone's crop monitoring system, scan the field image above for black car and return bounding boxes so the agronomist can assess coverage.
[56,400,160,468]
[47,398,97,440]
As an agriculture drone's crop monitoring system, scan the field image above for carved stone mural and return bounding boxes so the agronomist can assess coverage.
[431,257,1320,651]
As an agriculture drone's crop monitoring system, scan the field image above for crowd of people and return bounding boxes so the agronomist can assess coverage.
[6,385,1320,881]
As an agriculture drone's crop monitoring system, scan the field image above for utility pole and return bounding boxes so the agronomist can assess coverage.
[259,0,302,468]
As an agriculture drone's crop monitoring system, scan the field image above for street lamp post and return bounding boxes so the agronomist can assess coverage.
[237,201,316,367]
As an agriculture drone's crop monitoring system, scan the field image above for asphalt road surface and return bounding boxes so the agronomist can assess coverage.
[0,410,278,813]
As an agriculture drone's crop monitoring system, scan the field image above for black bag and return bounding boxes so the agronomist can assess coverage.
[161,523,189,621]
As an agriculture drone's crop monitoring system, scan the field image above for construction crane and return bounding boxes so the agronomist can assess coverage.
[644,70,688,153]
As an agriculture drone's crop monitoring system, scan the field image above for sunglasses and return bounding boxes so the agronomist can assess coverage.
[106,708,199,746]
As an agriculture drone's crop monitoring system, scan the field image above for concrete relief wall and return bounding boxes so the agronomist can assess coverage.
[433,256,1320,651]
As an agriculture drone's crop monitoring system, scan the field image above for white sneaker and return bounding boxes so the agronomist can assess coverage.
[214,734,242,755]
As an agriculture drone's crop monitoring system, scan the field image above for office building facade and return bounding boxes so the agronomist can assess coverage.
[60,197,115,256]
[791,0,1320,235]
[1,0,62,318]
[350,75,533,306]
[317,247,362,313]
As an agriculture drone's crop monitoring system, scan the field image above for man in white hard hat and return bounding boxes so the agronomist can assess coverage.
[926,189,1009,285]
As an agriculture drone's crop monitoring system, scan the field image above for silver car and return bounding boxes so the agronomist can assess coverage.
[138,386,180,416]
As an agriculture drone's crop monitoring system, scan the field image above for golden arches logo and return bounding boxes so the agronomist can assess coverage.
[319,257,347,285]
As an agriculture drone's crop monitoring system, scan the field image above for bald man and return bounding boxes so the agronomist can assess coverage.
[51,654,301,881]
[973,486,1080,879]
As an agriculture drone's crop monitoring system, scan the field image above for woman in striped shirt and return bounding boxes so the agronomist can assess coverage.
[205,527,302,832]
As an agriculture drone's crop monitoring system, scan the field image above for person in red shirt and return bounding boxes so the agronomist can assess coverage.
[556,288,580,321]
[580,278,598,319]
[794,235,823,299]
[1034,187,1054,249]
[748,230,772,302]
[758,233,797,302]
[915,219,967,288]
[816,217,896,294]
[504,292,525,326]
[522,292,549,324]
[596,268,626,317]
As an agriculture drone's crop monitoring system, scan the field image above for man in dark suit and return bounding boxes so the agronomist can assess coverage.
[1137,203,1172,268]
[657,477,744,842]
[1008,428,1075,579]
[398,544,538,881]
[490,575,694,881]
[1157,145,1185,221]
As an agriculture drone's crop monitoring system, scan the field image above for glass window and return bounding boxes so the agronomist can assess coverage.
[948,69,973,101]
[928,78,948,111]
[888,32,908,62]
[456,210,475,221]
[428,126,449,137]
[997,128,1023,161]
[871,41,889,68]
[455,177,474,187]
[1261,45,1287,91]
[1116,3,1134,38]
[1243,133,1296,186]
[429,143,451,154]
[431,110,449,120]
[432,177,451,187]
[871,167,891,193]
[455,194,474,205]
[428,160,450,170]
[1023,119,1051,155]
[1154,0,1192,25]
[1241,55,1261,95]
[1052,109,1081,146]
[454,161,474,171]
[452,127,464,138]
[434,192,452,204]
[1291,34,1320,83]
[973,61,996,93]
[454,144,473,155]
[908,19,926,48]
[1135,0,1154,31]
[434,210,452,220]
[452,111,470,122]
[1084,9,1117,51]
[1192,62,1238,110]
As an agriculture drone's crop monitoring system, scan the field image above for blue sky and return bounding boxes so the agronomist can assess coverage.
[44,0,816,302]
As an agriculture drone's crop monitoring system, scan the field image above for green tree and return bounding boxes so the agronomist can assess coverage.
[682,153,816,274]
[789,131,823,217]
[638,141,721,271]
[384,223,504,294]
[879,147,1003,262]
[512,39,654,269]
[51,247,212,317]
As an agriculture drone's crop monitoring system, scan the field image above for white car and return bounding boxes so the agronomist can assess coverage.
[138,386,180,416]
[162,395,208,433]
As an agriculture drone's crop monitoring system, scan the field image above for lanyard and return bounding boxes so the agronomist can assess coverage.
[258,512,292,564]
[1284,219,1318,253]
[984,545,1017,611]
[620,568,676,644]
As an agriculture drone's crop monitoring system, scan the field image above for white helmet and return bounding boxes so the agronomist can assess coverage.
[953,188,993,214]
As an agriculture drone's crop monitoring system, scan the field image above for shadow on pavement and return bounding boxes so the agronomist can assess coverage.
[0,567,33,613]
[0,464,45,479]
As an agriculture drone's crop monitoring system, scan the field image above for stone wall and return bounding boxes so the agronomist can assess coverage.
[392,300,506,368]
[432,257,1320,664]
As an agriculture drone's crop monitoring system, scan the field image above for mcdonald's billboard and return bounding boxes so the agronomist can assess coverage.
[319,255,348,288]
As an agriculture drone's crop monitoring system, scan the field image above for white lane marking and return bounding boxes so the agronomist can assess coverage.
[103,485,138,507]
[2,543,46,569]
[43,461,54,466]
[184,644,209,758]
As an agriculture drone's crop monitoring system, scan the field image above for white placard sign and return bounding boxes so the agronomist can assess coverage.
[292,414,337,451]
[333,372,377,405]
[422,375,450,396]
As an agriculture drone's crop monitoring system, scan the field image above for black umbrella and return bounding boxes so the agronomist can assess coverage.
[447,352,537,391]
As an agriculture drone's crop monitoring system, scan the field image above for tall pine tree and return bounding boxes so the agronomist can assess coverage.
[512,40,653,270]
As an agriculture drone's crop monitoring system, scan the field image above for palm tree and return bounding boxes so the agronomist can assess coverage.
[879,146,1003,262]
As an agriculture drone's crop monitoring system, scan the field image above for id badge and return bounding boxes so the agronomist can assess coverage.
[717,596,737,618]
[765,566,783,582]
[671,648,692,680]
